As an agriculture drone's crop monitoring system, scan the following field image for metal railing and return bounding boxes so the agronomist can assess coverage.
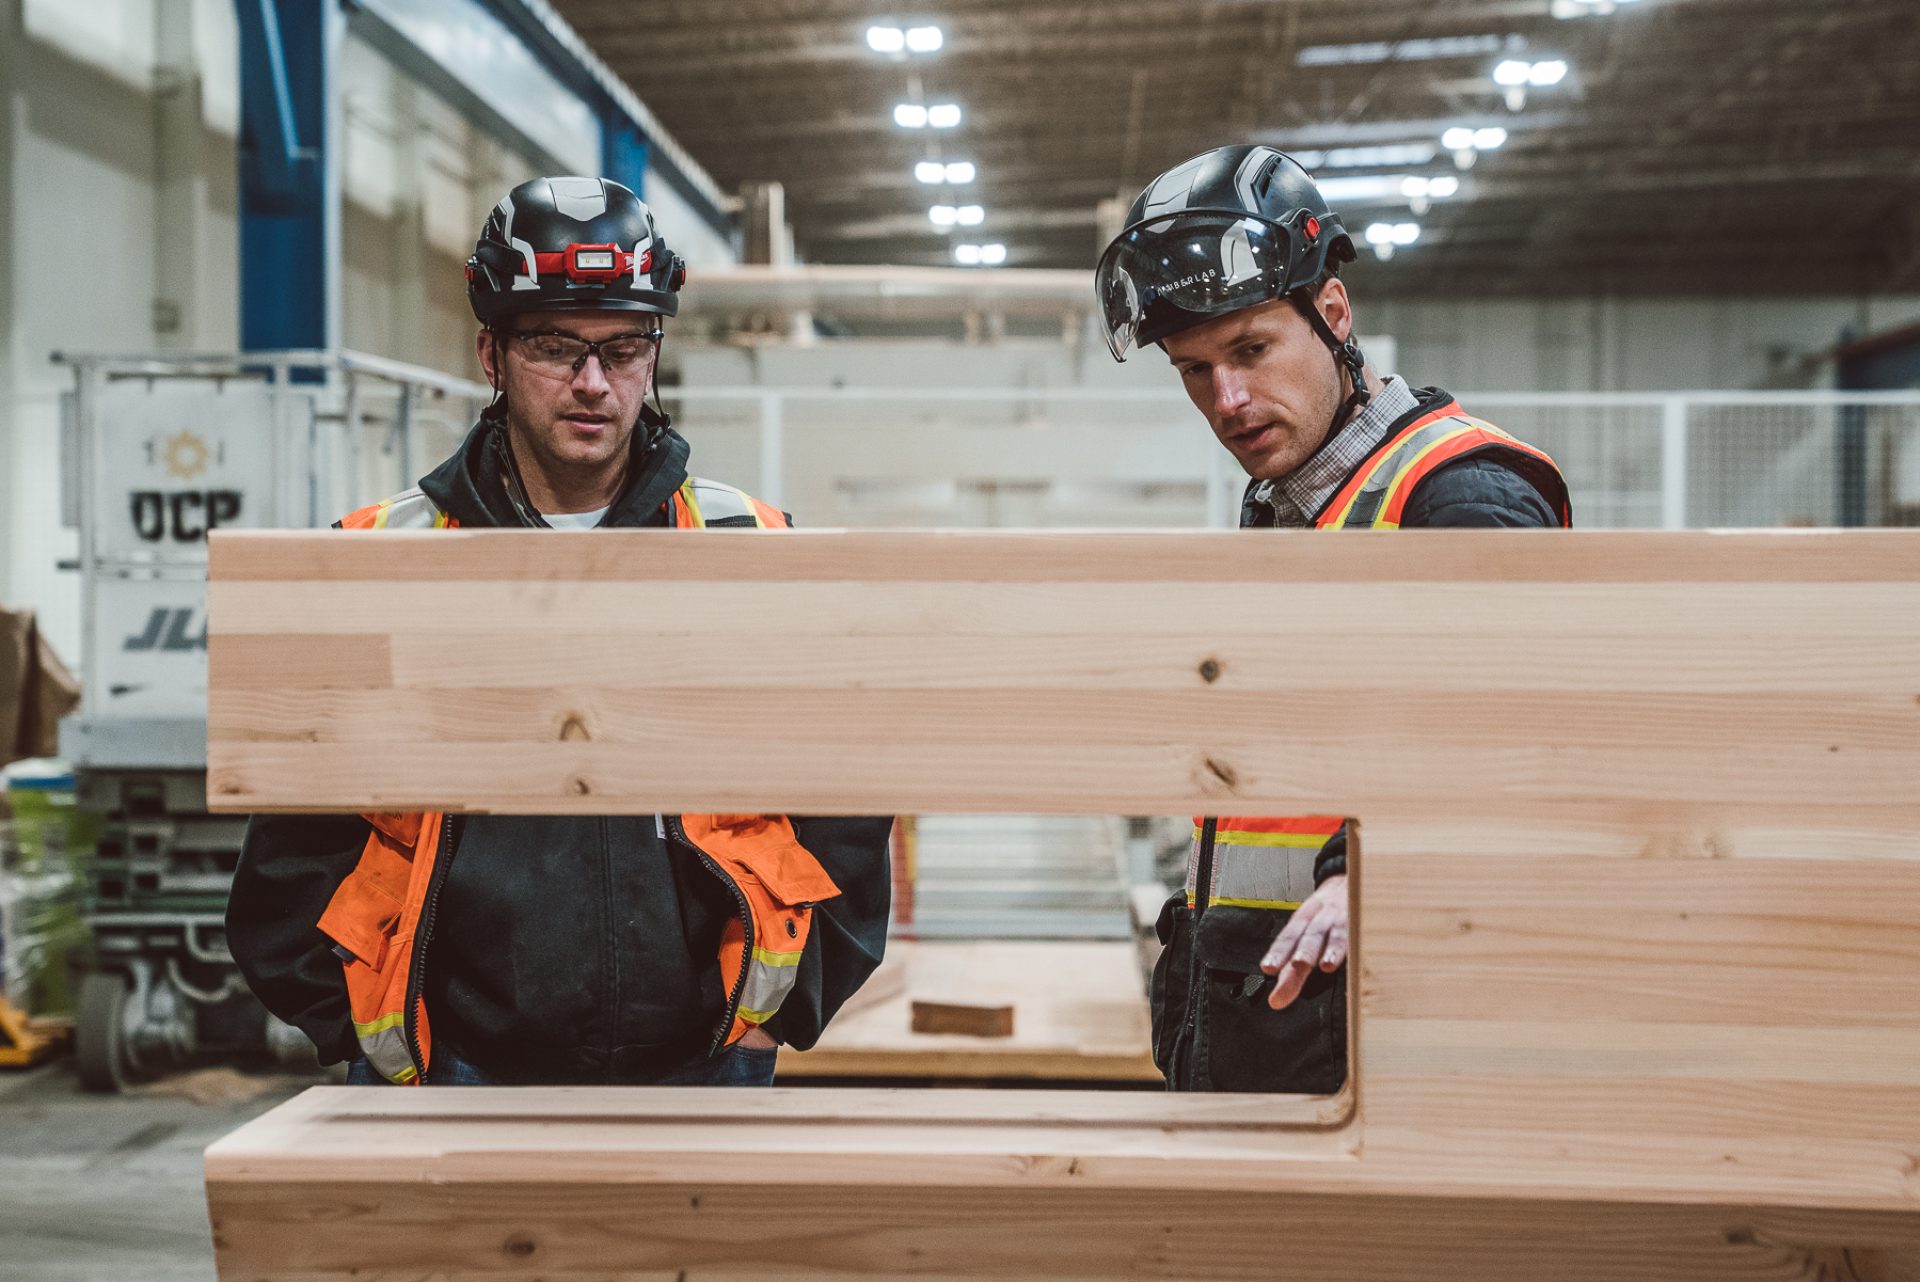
[659,386,1920,531]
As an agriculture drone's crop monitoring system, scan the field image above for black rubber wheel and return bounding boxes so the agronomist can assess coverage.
[75,972,131,1093]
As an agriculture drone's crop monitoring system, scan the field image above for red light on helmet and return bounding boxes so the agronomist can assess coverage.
[1304,216,1321,240]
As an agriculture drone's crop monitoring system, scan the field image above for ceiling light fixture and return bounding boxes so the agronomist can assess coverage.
[926,102,963,128]
[1442,125,1508,169]
[954,243,983,265]
[1296,33,1519,66]
[868,23,943,55]
[915,161,945,183]
[1552,0,1640,17]
[1363,221,1420,261]
[980,243,1007,265]
[955,204,984,226]
[929,204,958,227]
[894,103,929,128]
[1289,143,1439,170]
[944,161,975,183]
[1493,58,1570,109]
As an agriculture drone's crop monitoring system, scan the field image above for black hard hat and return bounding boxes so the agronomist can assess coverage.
[466,176,686,325]
[1095,146,1356,361]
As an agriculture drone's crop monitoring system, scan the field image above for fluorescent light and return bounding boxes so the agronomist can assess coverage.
[866,25,904,53]
[1402,176,1430,198]
[929,205,958,227]
[944,161,976,183]
[927,103,962,128]
[955,204,984,226]
[980,243,1007,265]
[953,243,983,265]
[1428,175,1459,198]
[1291,143,1439,170]
[905,25,943,53]
[1297,34,1513,66]
[1493,59,1531,86]
[1441,127,1476,151]
[1473,126,1509,149]
[1316,175,1402,203]
[915,161,945,184]
[1391,223,1421,246]
[1364,222,1395,245]
[894,103,928,128]
[1528,59,1568,86]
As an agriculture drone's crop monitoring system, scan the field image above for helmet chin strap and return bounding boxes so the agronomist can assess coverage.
[1290,291,1371,439]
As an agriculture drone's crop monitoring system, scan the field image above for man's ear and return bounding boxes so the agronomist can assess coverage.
[1317,278,1355,344]
[476,328,502,392]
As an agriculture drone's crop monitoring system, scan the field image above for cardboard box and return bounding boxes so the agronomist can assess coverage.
[0,605,80,768]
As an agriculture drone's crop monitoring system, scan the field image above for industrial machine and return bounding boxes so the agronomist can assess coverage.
[54,349,488,1090]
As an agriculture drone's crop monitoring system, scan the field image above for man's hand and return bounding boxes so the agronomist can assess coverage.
[738,1027,779,1050]
[1259,874,1348,1010]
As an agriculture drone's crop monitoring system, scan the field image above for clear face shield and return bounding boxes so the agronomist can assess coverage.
[1095,209,1320,361]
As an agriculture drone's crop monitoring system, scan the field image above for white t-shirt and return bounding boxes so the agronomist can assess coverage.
[542,506,609,530]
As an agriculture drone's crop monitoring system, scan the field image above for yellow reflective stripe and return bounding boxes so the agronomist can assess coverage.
[353,1011,405,1038]
[679,480,705,527]
[433,509,450,529]
[736,1005,775,1024]
[1187,892,1304,911]
[1370,428,1482,530]
[750,945,803,968]
[371,501,392,530]
[388,1063,419,1083]
[1211,831,1331,848]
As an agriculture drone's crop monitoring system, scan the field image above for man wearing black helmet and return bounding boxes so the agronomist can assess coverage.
[227,177,893,1088]
[1097,146,1570,1093]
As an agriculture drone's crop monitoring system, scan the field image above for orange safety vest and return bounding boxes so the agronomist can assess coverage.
[1189,399,1569,913]
[321,476,829,1084]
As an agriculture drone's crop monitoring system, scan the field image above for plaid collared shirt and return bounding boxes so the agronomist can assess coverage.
[1245,376,1419,528]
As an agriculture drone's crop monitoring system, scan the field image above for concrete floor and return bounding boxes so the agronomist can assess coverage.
[0,1060,330,1282]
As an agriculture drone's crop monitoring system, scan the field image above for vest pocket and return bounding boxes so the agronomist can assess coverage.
[1193,905,1347,1095]
[316,821,425,1083]
[1147,891,1192,1079]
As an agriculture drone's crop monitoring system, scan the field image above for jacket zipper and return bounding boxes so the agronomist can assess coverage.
[602,816,618,1062]
[664,815,754,1054]
[403,814,457,1084]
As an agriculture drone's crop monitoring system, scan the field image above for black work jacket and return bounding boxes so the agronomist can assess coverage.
[227,407,893,1082]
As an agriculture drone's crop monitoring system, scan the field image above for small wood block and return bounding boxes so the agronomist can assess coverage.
[911,999,1015,1038]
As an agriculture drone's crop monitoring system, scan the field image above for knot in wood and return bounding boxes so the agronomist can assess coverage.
[504,1235,537,1258]
[559,712,591,742]
[1198,658,1222,684]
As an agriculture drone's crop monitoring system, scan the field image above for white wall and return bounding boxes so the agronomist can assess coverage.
[1366,294,1920,393]
[0,0,735,669]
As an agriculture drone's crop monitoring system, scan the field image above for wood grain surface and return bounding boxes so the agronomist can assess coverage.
[205,528,1920,820]
[203,528,1920,1280]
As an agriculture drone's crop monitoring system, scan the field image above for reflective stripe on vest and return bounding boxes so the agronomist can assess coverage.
[340,487,458,531]
[1315,402,1568,531]
[736,944,805,1025]
[1186,816,1343,910]
[351,1010,419,1084]
[673,478,789,529]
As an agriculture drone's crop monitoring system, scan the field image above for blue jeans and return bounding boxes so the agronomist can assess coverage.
[345,1042,780,1087]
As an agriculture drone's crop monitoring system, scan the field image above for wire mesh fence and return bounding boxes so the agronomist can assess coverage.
[664,387,1920,530]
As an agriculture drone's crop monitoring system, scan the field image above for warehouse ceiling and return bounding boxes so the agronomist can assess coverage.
[553,0,1920,296]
